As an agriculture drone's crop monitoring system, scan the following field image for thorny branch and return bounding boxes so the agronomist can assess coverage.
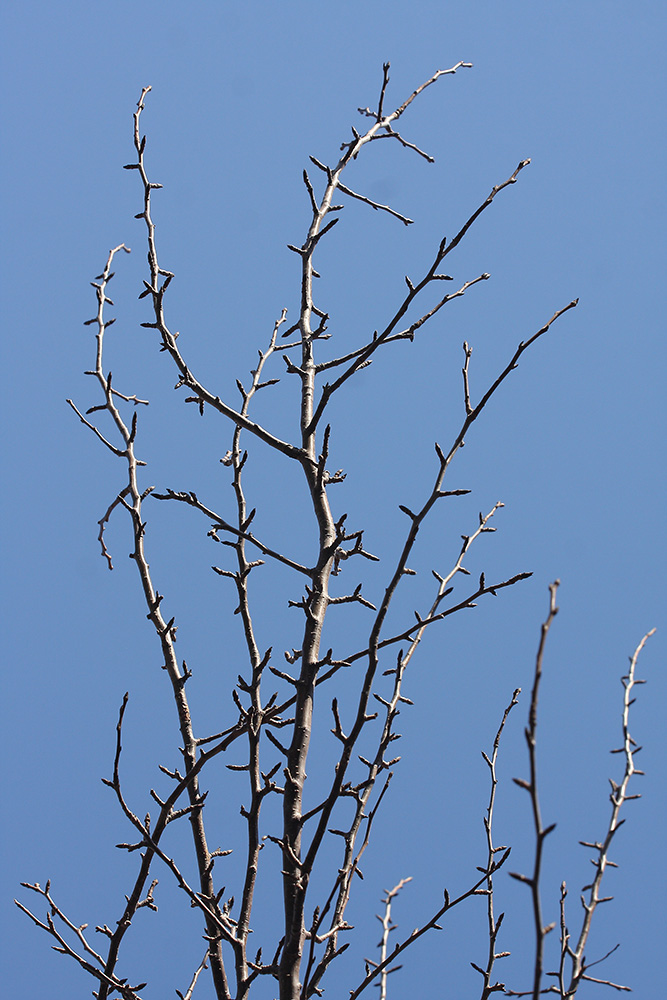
[17,60,651,1000]
[364,878,413,1000]
[348,855,511,1000]
[507,596,654,999]
[65,243,233,997]
[121,62,568,1000]
[509,582,561,999]
[472,688,521,997]
[16,879,147,1000]
[547,628,655,999]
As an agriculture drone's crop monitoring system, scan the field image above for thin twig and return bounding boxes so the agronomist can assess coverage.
[473,688,520,997]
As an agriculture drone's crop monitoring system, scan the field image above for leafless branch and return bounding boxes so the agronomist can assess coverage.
[15,881,147,999]
[473,688,521,997]
[364,878,412,1000]
[550,629,655,998]
[349,851,510,1000]
[176,952,210,1000]
[509,582,560,999]
[507,600,654,999]
[19,59,649,1000]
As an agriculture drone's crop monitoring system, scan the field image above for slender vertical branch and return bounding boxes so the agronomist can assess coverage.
[368,878,412,1000]
[223,311,291,996]
[559,628,655,997]
[67,245,232,999]
[474,688,520,997]
[510,582,560,1000]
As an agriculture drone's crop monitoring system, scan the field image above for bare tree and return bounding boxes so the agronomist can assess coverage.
[17,64,654,1000]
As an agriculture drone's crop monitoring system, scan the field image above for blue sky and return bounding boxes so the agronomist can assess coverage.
[1,2,665,997]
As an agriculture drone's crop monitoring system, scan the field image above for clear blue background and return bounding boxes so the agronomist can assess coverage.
[1,2,664,998]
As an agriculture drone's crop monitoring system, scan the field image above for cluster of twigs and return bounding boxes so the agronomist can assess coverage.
[16,63,653,1000]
